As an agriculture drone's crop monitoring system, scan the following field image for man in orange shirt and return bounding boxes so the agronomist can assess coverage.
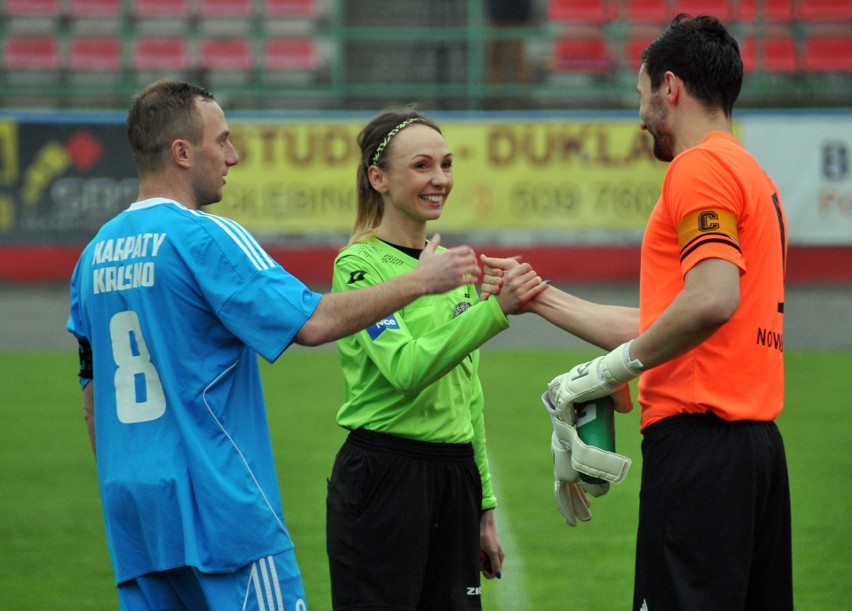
[483,14,791,610]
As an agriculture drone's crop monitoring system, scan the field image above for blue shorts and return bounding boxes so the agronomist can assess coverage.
[117,550,307,611]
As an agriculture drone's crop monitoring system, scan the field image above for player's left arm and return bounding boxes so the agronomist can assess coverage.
[548,258,739,409]
[630,257,739,368]
[469,370,505,578]
[469,371,496,509]
[480,508,504,579]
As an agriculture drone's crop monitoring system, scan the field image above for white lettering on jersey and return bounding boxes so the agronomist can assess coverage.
[94,262,155,294]
[93,233,166,264]
[91,233,165,294]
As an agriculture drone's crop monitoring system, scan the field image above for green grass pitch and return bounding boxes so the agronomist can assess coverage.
[1,349,850,610]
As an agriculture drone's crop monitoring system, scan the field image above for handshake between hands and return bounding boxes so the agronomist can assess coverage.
[478,253,644,524]
[544,341,643,525]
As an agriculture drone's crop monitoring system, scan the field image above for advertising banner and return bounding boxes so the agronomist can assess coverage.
[0,120,138,243]
[220,117,668,240]
[0,112,849,246]
[743,114,852,245]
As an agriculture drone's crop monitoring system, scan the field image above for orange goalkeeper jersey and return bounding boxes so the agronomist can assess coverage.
[638,131,787,430]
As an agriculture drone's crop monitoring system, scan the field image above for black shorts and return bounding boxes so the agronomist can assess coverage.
[326,429,483,611]
[634,413,793,611]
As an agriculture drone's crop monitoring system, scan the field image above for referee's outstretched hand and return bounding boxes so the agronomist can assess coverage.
[495,262,548,316]
[416,233,480,294]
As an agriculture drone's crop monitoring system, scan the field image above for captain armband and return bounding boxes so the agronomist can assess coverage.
[78,338,93,380]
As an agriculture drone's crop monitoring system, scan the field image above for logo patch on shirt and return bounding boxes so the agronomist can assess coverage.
[367,315,400,340]
[347,270,367,285]
[453,302,471,318]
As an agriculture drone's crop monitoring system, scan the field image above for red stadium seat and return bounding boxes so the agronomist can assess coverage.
[621,0,669,24]
[199,38,254,70]
[2,0,61,16]
[731,0,795,24]
[2,36,60,70]
[198,0,254,18]
[264,38,319,71]
[739,34,757,73]
[133,37,191,71]
[624,28,658,70]
[68,36,122,71]
[552,35,616,73]
[763,30,799,72]
[740,29,799,73]
[796,0,852,22]
[262,0,318,18]
[68,0,120,18]
[801,33,852,72]
[133,0,191,18]
[547,0,615,24]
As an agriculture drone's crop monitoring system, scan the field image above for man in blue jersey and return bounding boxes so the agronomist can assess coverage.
[66,80,482,610]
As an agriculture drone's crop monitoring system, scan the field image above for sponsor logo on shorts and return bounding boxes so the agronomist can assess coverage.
[466,586,482,596]
[367,315,400,340]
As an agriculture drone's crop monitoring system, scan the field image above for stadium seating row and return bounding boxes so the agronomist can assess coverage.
[547,0,852,25]
[4,29,847,82]
[7,0,847,24]
[552,26,852,73]
[2,0,316,19]
[2,35,319,74]
[1,0,848,107]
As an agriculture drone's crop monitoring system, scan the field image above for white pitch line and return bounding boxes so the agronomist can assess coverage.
[487,453,533,611]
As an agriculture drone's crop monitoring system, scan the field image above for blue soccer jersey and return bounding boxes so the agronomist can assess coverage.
[67,198,322,584]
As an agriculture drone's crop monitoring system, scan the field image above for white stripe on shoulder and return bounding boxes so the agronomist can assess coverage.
[189,210,273,271]
[215,215,276,269]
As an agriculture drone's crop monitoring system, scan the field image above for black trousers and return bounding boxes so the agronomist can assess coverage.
[634,413,793,611]
[326,429,483,611]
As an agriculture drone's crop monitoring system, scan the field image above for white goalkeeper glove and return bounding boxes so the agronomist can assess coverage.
[547,340,644,411]
[543,392,632,525]
[550,431,591,526]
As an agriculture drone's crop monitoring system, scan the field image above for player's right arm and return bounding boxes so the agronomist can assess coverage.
[295,234,479,346]
[83,381,96,458]
[481,255,639,350]
[531,285,639,350]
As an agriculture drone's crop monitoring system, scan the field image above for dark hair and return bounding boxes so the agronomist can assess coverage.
[127,80,215,176]
[349,107,442,245]
[641,14,743,117]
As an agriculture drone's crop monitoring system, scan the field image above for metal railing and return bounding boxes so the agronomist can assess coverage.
[1,0,849,111]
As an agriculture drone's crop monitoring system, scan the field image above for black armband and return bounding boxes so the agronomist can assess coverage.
[78,338,93,380]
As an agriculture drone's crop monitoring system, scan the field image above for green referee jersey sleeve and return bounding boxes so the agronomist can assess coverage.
[332,238,508,509]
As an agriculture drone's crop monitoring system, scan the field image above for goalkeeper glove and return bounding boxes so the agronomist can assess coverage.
[547,340,644,411]
[543,392,632,525]
[551,431,592,526]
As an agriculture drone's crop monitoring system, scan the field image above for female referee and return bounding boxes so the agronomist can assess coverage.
[325,108,545,610]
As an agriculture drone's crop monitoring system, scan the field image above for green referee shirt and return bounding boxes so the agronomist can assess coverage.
[332,237,510,510]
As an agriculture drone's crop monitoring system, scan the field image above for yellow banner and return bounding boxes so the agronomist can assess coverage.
[217,118,671,236]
